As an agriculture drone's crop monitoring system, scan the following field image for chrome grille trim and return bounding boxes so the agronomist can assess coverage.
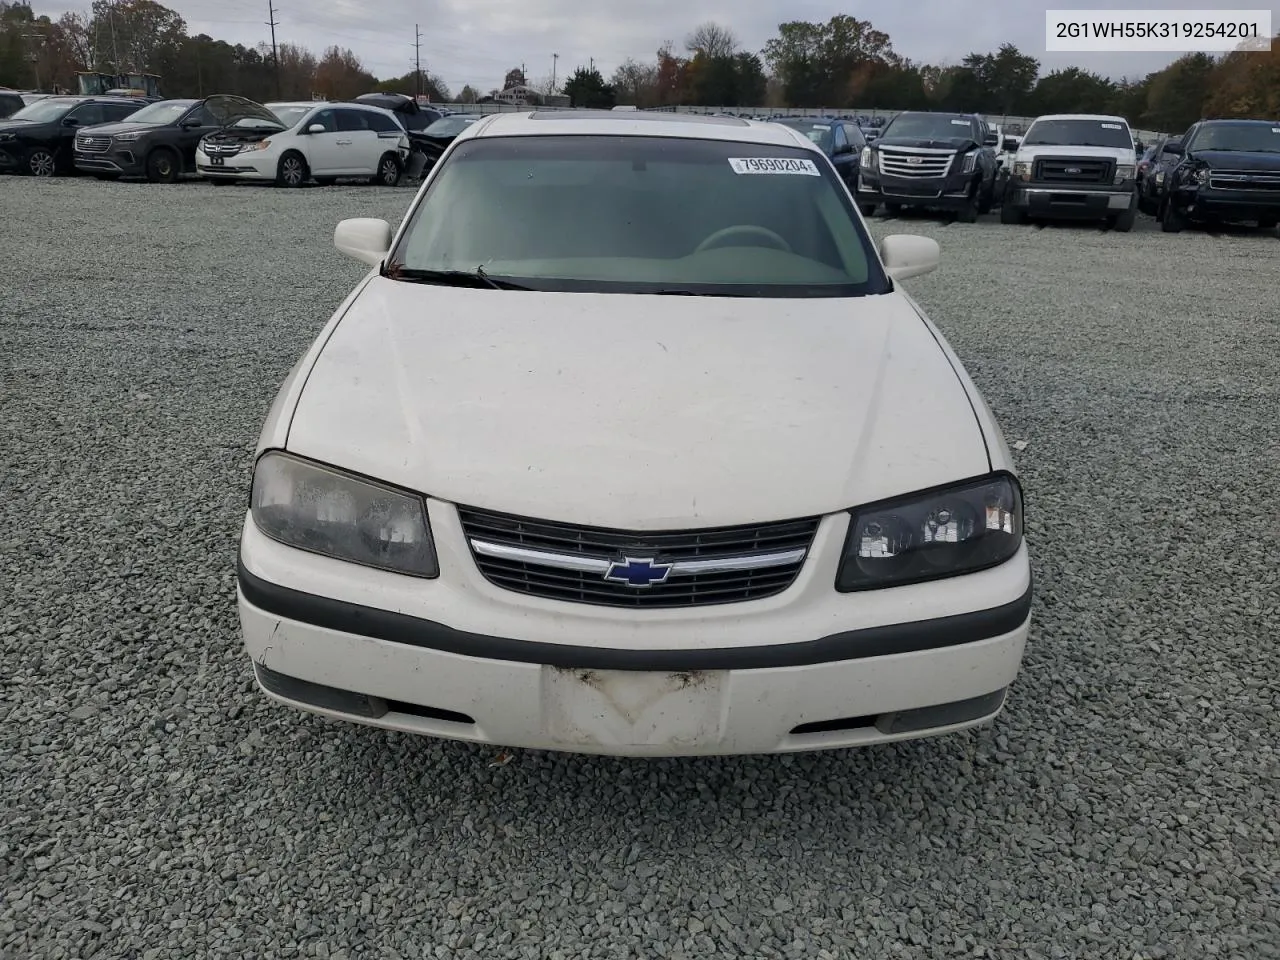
[877,146,956,179]
[76,136,111,153]
[470,539,807,576]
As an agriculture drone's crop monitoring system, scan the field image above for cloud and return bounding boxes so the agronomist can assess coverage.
[29,0,1279,93]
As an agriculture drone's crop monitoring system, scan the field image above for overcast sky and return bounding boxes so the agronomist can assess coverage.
[31,0,1280,94]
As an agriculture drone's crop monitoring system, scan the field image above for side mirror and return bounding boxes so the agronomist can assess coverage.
[833,142,853,156]
[306,123,326,134]
[1164,141,1183,155]
[334,217,392,267]
[62,117,80,126]
[879,234,940,281]
[982,133,999,147]
[1002,137,1019,152]
[180,119,202,129]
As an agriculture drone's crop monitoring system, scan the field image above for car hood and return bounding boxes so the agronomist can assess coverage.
[0,119,43,134]
[206,94,279,127]
[1016,144,1132,163]
[286,280,990,529]
[79,121,156,137]
[876,136,975,151]
[1189,149,1280,170]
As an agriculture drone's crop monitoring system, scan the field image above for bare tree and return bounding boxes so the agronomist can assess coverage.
[530,73,559,96]
[611,57,657,105]
[685,21,738,59]
[457,84,479,103]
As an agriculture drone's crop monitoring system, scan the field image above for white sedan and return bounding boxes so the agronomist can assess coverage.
[238,110,1032,756]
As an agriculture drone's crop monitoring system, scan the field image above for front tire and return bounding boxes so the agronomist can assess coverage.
[1111,199,1137,232]
[276,152,308,187]
[145,148,179,184]
[373,153,402,187]
[857,202,877,217]
[883,202,902,217]
[25,148,56,177]
[1160,199,1185,233]
[955,185,980,223]
[1000,201,1027,225]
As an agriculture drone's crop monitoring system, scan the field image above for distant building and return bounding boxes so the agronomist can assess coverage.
[492,85,571,108]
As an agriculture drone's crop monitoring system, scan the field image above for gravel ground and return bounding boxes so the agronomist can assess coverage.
[2,177,1278,960]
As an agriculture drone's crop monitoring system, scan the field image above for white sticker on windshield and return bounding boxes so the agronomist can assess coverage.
[1101,122,1123,129]
[951,119,970,125]
[728,157,820,176]
[1273,127,1280,134]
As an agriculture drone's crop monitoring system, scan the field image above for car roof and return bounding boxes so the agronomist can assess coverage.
[1034,114,1129,123]
[1198,118,1276,125]
[266,101,329,108]
[467,110,814,147]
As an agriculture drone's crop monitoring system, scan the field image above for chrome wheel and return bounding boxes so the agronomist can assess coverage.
[280,156,305,187]
[28,150,55,177]
[378,157,400,186]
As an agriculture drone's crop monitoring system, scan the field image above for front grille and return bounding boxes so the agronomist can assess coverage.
[203,142,243,156]
[75,136,110,153]
[877,147,955,179]
[1208,169,1280,192]
[1033,157,1113,183]
[458,507,820,608]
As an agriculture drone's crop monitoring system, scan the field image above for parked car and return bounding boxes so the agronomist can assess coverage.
[0,88,23,119]
[0,96,148,176]
[1137,138,1181,215]
[72,95,277,182]
[769,117,866,191]
[411,113,483,171]
[1001,114,1139,231]
[196,101,411,187]
[236,110,1031,758]
[855,111,1002,221]
[1156,120,1280,234]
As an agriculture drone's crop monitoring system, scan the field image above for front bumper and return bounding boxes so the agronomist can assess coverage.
[237,507,1032,756]
[1172,184,1280,221]
[855,170,975,210]
[1005,181,1134,219]
[73,146,145,176]
[195,147,274,179]
[0,146,20,171]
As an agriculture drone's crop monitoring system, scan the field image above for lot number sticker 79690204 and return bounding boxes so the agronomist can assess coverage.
[728,157,821,176]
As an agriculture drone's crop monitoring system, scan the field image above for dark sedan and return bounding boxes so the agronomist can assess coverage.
[413,114,483,170]
[767,117,865,192]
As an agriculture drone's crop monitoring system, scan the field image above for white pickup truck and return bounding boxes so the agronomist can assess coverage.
[1001,114,1139,231]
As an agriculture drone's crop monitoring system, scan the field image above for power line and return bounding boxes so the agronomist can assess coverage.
[266,0,280,99]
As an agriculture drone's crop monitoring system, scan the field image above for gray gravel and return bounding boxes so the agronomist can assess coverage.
[2,177,1279,960]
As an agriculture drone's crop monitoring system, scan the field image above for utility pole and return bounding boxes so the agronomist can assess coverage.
[551,53,558,92]
[414,24,423,99]
[22,32,43,91]
[589,57,594,74]
[266,0,281,99]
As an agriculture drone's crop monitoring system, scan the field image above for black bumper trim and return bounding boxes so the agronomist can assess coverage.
[237,558,1032,671]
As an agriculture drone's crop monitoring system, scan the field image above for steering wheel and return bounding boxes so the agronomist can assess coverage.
[694,224,793,255]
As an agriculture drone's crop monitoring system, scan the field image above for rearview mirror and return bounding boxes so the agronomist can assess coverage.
[879,234,940,281]
[307,123,325,134]
[334,217,392,267]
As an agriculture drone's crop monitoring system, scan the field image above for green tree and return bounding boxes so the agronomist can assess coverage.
[1144,52,1215,132]
[1029,67,1118,115]
[562,65,614,108]
[763,15,896,107]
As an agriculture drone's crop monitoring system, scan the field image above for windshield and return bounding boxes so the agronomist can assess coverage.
[120,100,195,124]
[389,134,887,298]
[9,99,76,122]
[267,104,312,128]
[883,114,976,140]
[773,120,832,152]
[1187,122,1280,153]
[1023,119,1133,149]
[424,116,479,137]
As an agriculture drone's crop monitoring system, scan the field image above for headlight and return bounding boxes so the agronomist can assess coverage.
[859,146,872,168]
[1191,166,1209,184]
[835,474,1023,592]
[1154,171,1165,184]
[112,132,142,142]
[1013,160,1031,181]
[961,151,977,174]
[250,452,438,577]
[243,140,271,151]
[1113,163,1135,184]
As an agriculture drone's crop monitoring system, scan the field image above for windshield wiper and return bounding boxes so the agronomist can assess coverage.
[382,263,530,290]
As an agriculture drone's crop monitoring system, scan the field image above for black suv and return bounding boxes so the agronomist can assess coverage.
[855,111,1001,221]
[73,94,281,183]
[0,96,148,176]
[1158,120,1280,234]
[769,117,867,192]
[0,89,23,119]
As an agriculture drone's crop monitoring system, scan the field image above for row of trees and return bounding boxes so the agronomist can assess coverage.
[3,2,1277,132]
